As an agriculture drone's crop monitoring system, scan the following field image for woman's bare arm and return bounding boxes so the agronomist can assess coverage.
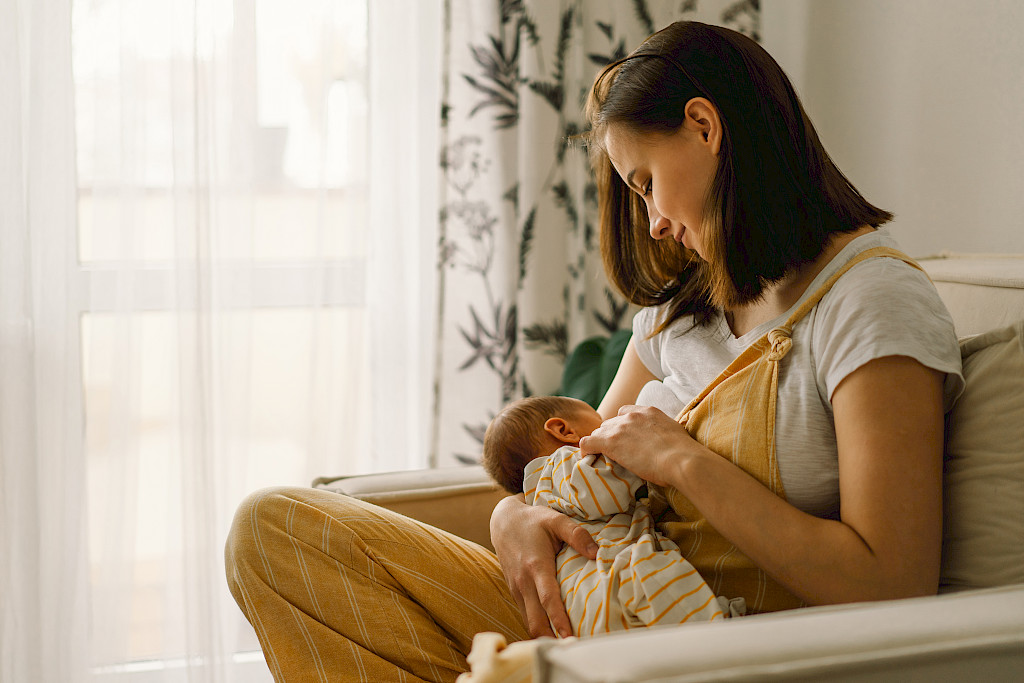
[581,355,945,605]
[596,339,659,420]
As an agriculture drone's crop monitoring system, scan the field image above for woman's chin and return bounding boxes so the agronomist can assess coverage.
[680,234,702,259]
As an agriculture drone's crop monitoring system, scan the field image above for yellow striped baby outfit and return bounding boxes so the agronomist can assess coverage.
[523,446,725,635]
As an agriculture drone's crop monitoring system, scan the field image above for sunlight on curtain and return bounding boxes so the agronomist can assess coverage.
[1,1,89,681]
[3,0,436,679]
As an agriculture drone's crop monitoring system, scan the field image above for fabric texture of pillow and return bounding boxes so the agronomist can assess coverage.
[940,319,1024,590]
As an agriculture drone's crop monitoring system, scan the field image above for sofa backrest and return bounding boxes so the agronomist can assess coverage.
[920,253,1024,593]
[920,253,1024,336]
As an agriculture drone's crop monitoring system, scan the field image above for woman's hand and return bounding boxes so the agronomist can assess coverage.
[579,405,695,488]
[490,494,598,639]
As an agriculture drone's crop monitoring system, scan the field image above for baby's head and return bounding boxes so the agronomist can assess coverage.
[482,396,603,494]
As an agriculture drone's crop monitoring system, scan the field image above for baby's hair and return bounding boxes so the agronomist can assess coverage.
[483,395,587,494]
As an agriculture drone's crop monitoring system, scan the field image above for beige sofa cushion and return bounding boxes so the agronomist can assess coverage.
[313,465,507,551]
[940,319,1024,590]
[921,254,1024,336]
[538,584,1024,682]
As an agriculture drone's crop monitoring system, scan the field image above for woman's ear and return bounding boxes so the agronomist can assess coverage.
[543,417,582,445]
[684,97,722,156]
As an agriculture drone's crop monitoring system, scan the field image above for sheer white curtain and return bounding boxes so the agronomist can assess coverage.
[1,0,440,680]
[1,1,89,681]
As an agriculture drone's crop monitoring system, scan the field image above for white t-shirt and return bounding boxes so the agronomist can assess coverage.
[632,228,964,519]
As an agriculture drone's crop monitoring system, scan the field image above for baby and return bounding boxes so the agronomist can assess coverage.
[482,396,736,636]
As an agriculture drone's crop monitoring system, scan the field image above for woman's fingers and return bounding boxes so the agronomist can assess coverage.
[504,551,566,638]
[578,406,688,486]
[522,594,555,638]
[536,514,596,637]
[513,554,574,638]
[516,558,560,638]
[535,570,573,638]
[505,576,534,632]
[490,496,596,639]
[556,516,599,560]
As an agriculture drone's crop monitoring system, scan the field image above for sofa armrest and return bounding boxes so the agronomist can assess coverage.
[313,465,507,552]
[536,584,1024,682]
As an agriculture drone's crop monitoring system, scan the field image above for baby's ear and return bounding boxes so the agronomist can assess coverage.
[543,417,581,445]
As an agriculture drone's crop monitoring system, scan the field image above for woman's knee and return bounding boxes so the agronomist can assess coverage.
[225,487,315,584]
[225,486,369,576]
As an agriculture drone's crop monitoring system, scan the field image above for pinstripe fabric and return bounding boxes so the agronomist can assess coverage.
[659,247,922,613]
[524,446,723,635]
[225,486,529,682]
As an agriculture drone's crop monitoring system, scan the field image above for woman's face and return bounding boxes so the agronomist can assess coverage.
[603,119,719,260]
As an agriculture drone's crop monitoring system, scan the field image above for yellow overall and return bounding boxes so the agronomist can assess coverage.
[659,246,920,613]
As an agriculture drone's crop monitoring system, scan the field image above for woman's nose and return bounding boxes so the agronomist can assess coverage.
[649,209,672,240]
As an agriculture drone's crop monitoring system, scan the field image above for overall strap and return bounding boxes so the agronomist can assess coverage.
[675,246,920,420]
[781,246,922,331]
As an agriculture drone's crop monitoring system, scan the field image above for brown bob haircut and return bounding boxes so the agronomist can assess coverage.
[583,21,892,330]
[482,395,587,494]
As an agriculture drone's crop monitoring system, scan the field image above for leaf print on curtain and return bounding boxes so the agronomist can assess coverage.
[434,0,761,466]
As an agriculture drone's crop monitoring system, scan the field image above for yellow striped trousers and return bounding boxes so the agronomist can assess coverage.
[225,487,529,682]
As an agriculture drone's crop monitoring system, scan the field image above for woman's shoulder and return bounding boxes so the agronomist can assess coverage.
[824,246,942,313]
[809,239,963,407]
[631,304,662,336]
[815,231,955,342]
[812,228,935,308]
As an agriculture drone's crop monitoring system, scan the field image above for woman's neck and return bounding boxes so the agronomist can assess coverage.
[725,225,875,337]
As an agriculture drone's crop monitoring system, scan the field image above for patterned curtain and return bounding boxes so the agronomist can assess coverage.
[434,0,759,466]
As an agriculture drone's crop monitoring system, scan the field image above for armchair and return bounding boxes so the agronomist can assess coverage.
[315,252,1024,682]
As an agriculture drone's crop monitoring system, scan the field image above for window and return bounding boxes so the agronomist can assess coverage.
[71,0,440,675]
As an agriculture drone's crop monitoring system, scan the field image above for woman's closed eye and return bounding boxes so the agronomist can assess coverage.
[641,180,652,197]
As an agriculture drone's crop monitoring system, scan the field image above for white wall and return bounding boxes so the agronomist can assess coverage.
[762,0,1024,257]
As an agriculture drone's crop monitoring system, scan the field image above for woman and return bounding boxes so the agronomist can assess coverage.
[225,21,963,681]
[494,20,964,639]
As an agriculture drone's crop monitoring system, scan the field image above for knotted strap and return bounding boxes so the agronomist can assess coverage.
[765,326,793,362]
